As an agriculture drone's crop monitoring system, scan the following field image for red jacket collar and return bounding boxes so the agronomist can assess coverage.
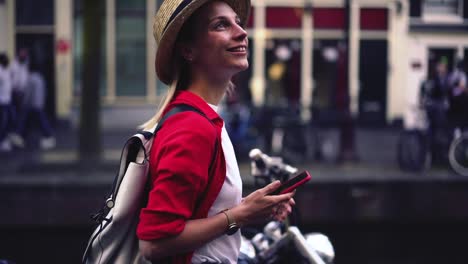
[166,90,224,127]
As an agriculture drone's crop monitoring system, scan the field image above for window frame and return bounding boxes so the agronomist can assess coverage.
[421,0,464,23]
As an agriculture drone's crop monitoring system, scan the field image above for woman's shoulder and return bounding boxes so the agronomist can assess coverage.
[158,110,217,139]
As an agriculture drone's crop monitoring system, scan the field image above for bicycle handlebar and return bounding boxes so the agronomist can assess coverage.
[249,148,298,180]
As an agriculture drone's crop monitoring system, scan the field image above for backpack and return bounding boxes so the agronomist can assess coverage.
[82,104,216,264]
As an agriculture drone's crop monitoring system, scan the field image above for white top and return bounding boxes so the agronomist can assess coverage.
[24,72,46,109]
[0,66,12,104]
[192,104,243,264]
[10,59,28,92]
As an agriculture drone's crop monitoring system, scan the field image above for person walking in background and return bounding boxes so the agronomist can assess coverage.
[137,1,295,263]
[8,49,29,148]
[9,61,55,150]
[0,53,12,152]
[421,58,451,134]
[448,58,468,134]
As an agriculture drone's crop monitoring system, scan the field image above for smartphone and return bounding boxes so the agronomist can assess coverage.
[270,170,311,195]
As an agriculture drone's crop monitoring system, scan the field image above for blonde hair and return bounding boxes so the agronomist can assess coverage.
[140,77,179,130]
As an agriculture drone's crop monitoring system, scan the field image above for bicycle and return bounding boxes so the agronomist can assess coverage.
[398,103,468,176]
[238,149,335,264]
[448,128,468,176]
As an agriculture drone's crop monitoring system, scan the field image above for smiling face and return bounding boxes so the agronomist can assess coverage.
[183,1,249,80]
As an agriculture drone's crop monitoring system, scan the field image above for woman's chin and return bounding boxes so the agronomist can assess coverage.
[234,62,249,73]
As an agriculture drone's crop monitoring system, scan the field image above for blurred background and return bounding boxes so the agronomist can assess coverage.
[1,0,468,263]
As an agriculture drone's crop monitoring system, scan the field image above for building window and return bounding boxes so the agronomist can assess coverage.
[116,0,146,97]
[16,0,54,26]
[423,0,463,22]
[73,0,107,97]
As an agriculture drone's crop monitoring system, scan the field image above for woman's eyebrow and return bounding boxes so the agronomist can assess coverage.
[208,15,239,23]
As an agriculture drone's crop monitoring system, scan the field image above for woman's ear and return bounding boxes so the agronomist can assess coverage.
[178,43,194,62]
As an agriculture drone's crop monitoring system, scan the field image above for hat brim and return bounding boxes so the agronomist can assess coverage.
[155,0,251,85]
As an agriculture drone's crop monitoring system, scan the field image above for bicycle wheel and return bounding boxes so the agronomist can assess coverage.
[449,132,468,176]
[397,130,430,172]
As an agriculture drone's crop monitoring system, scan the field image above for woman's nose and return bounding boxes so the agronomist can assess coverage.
[233,23,247,41]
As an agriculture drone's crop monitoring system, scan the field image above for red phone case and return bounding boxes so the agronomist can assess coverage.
[271,171,311,195]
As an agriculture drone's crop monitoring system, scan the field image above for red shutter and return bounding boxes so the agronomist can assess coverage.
[266,7,302,28]
[360,8,388,30]
[313,8,346,29]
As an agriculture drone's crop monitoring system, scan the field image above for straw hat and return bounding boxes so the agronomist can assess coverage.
[153,0,251,84]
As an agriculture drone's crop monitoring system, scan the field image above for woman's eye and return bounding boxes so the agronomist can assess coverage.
[215,21,228,29]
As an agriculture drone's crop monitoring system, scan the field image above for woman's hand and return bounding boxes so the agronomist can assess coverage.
[230,181,295,226]
[272,197,296,222]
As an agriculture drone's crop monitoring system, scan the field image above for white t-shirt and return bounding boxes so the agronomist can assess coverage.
[0,66,12,104]
[192,104,243,264]
[24,72,46,109]
[10,60,28,92]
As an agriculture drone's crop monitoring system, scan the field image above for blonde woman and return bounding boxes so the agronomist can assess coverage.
[137,1,295,263]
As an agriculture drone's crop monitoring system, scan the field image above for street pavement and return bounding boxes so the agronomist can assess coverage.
[0,122,461,182]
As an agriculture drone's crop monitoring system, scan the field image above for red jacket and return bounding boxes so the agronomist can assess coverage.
[137,91,226,264]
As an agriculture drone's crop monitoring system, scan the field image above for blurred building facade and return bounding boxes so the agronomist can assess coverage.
[0,0,467,127]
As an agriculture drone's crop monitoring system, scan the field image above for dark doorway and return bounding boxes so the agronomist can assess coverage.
[265,38,302,107]
[16,33,56,122]
[428,48,456,76]
[312,39,346,125]
[359,40,388,126]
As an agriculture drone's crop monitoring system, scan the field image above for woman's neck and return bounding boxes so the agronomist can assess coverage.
[187,72,229,105]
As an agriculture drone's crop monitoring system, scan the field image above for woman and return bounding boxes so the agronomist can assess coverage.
[137,1,295,263]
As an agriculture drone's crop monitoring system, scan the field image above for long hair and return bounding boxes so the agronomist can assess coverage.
[140,75,179,130]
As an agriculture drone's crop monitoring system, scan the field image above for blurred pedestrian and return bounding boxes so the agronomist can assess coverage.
[0,53,12,152]
[137,1,294,263]
[9,61,55,150]
[419,57,452,163]
[8,49,29,146]
[10,49,29,89]
[421,58,451,135]
[448,58,468,133]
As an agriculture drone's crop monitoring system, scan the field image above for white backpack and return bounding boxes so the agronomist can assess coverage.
[82,104,210,264]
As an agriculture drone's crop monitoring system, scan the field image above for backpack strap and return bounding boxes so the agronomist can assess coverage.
[153,104,206,134]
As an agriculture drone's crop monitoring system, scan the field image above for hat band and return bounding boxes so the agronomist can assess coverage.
[164,0,193,33]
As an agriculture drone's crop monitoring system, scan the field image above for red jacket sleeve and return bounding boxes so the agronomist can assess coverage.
[137,112,217,241]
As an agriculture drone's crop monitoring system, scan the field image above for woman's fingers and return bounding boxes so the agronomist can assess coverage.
[289,197,296,206]
[240,182,298,224]
[273,206,288,221]
[270,200,295,222]
[260,180,282,195]
[272,192,295,203]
